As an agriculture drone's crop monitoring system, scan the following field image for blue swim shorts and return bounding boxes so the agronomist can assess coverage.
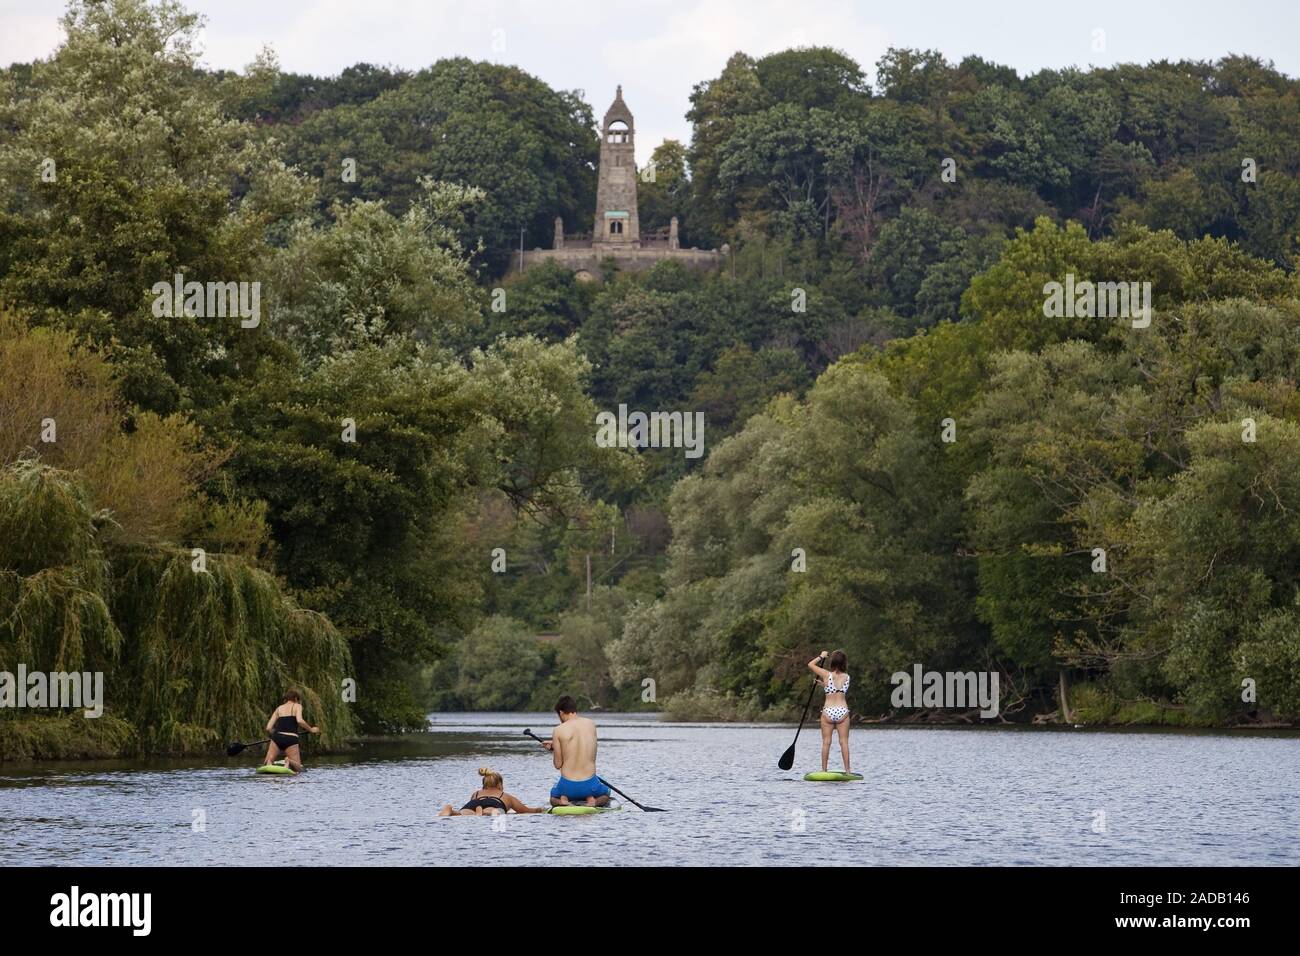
[550,774,611,800]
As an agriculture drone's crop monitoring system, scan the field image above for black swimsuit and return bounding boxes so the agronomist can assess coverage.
[461,791,509,812]
[271,713,300,750]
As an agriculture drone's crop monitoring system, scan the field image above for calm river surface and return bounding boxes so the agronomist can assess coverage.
[1,713,1296,866]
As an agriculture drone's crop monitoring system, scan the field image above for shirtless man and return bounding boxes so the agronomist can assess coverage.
[539,696,611,807]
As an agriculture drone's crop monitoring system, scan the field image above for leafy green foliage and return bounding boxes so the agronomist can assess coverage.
[275,58,598,274]
[267,183,485,364]
[0,0,307,414]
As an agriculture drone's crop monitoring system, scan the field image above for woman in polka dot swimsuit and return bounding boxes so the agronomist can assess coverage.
[808,649,852,774]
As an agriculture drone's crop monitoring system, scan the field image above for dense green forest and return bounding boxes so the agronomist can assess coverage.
[2,0,1298,756]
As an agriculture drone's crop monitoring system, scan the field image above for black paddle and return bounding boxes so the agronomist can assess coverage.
[596,776,665,813]
[522,728,665,812]
[778,653,826,770]
[226,738,269,757]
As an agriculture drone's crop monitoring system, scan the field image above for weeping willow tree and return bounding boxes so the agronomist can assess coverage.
[0,460,354,759]
[0,459,131,757]
[112,547,354,753]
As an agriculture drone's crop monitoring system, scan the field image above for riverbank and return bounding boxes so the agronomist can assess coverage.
[654,681,1296,730]
[0,713,351,762]
[5,698,1295,762]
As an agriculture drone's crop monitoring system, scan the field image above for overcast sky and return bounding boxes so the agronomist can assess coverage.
[3,0,1299,164]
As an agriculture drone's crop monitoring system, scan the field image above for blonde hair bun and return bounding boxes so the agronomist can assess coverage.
[478,766,492,777]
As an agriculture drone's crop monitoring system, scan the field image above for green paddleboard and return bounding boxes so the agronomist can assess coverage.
[803,771,863,782]
[256,762,296,775]
[548,802,622,815]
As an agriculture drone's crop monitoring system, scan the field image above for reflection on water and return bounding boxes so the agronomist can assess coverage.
[1,713,1296,866]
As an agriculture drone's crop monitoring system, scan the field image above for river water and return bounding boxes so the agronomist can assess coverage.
[1,713,1295,866]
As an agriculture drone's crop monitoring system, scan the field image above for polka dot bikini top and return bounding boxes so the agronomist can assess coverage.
[824,673,849,695]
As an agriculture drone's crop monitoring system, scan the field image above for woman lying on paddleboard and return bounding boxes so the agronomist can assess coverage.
[264,689,319,773]
[438,767,547,817]
[808,650,851,774]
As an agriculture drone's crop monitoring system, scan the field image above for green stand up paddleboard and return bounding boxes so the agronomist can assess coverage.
[548,802,622,815]
[256,762,296,775]
[803,771,863,782]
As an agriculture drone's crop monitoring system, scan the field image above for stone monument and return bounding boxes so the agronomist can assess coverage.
[519,87,721,280]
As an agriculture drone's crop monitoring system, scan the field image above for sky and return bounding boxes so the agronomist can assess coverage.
[3,0,1299,164]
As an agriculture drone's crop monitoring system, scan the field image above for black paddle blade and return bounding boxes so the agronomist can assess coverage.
[777,744,795,770]
[225,742,244,757]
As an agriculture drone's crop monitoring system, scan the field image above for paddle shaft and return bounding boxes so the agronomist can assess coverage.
[227,738,270,755]
[595,776,663,812]
[522,729,664,812]
[229,726,315,756]
[779,654,826,768]
[791,675,821,743]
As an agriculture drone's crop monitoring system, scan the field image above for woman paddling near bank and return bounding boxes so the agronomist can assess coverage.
[264,689,319,773]
[808,651,851,774]
[437,767,546,817]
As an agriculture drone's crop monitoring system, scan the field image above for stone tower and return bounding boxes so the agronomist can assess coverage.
[592,86,640,249]
[519,86,720,278]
